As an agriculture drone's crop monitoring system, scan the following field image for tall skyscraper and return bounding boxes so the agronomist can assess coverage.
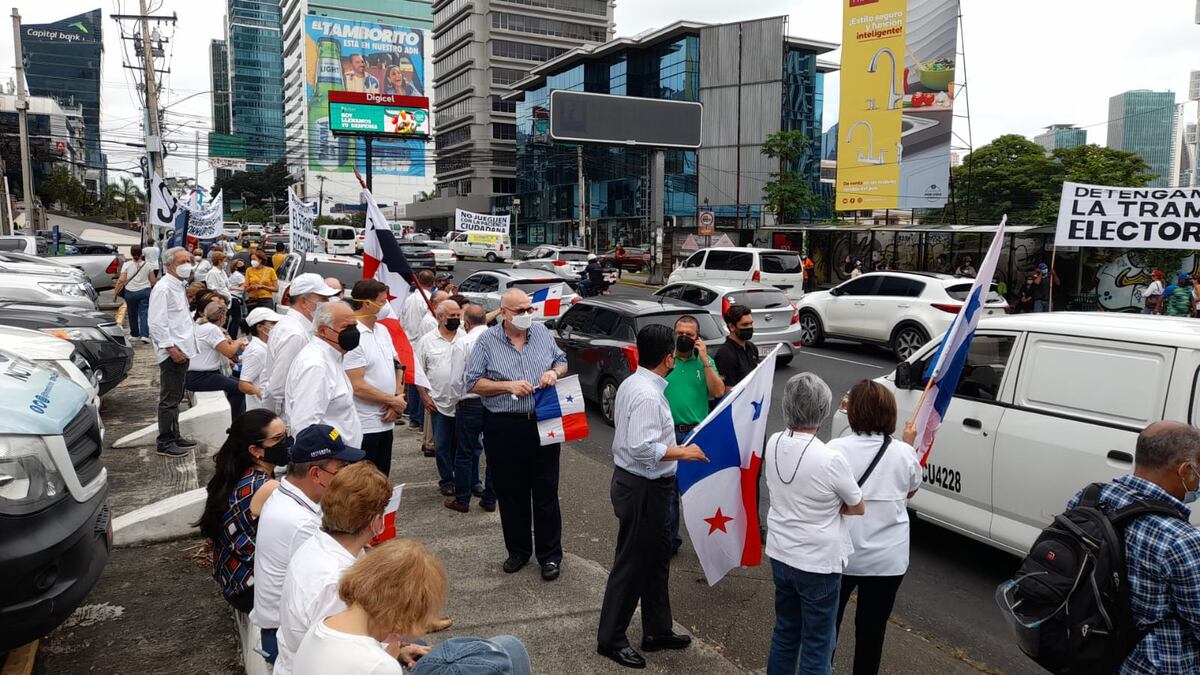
[210,40,232,135]
[1034,124,1086,151]
[1107,90,1176,187]
[226,0,286,168]
[20,9,103,192]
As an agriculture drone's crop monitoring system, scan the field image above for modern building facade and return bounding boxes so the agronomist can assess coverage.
[1034,124,1086,151]
[503,17,835,249]
[403,0,615,230]
[279,0,434,213]
[0,95,89,196]
[226,0,287,169]
[20,9,103,193]
[1107,90,1176,187]
[210,40,233,135]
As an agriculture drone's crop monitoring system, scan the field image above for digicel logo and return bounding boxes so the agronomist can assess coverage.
[849,0,879,5]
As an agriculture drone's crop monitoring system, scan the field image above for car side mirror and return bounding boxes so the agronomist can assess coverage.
[828,287,840,297]
[894,361,912,388]
[544,318,558,330]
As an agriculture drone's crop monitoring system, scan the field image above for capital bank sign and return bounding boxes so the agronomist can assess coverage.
[24,27,96,44]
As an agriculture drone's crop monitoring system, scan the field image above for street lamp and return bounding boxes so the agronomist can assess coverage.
[511,197,522,256]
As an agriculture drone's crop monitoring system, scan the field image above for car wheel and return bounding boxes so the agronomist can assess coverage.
[600,378,618,427]
[892,324,929,361]
[776,355,793,367]
[798,311,825,347]
[486,252,498,263]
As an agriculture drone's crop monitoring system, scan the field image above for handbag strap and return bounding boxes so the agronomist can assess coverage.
[857,435,892,487]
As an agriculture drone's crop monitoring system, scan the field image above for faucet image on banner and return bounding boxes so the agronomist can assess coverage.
[846,120,886,165]
[867,47,903,110]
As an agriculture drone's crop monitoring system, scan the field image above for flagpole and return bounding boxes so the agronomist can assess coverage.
[354,168,437,318]
[1047,245,1057,312]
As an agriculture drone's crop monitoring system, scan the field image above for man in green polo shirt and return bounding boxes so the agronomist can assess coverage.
[664,315,725,554]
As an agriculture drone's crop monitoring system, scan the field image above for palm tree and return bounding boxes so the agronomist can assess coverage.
[100,182,122,219]
[117,177,144,222]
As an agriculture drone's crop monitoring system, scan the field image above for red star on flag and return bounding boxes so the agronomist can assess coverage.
[547,430,556,437]
[704,508,733,535]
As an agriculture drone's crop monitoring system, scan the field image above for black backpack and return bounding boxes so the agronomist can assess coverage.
[996,482,1185,674]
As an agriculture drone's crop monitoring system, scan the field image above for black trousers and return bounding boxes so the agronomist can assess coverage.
[156,357,188,449]
[596,467,674,649]
[360,429,395,477]
[835,574,906,675]
[482,412,561,565]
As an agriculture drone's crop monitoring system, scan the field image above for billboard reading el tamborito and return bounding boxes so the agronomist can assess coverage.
[305,17,428,177]
[836,0,959,211]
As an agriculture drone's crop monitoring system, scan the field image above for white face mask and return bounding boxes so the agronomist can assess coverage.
[175,262,194,279]
[250,259,261,268]
[509,312,533,330]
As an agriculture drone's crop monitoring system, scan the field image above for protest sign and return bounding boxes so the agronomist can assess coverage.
[455,208,509,234]
[288,187,318,254]
[148,172,179,230]
[1055,182,1200,250]
[182,192,223,240]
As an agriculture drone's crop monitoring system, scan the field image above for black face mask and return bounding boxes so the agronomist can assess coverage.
[444,318,461,332]
[676,335,695,354]
[737,327,754,342]
[336,325,361,351]
[261,435,294,467]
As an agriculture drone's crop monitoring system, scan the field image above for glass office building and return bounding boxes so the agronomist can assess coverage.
[21,9,103,191]
[1107,90,1176,187]
[227,0,286,168]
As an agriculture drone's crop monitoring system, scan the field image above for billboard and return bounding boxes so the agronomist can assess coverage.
[329,91,430,137]
[549,91,703,148]
[835,0,959,211]
[305,16,427,177]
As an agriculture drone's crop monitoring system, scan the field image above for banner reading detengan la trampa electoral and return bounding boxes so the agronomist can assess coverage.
[455,209,509,234]
[835,0,959,211]
[1055,182,1200,250]
[288,187,318,254]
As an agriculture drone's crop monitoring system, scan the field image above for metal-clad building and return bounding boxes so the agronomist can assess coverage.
[1107,90,1176,188]
[227,0,287,168]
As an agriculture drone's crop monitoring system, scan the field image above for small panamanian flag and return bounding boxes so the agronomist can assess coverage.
[534,374,588,446]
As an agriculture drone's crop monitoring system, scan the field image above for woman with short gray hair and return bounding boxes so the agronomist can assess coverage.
[764,372,864,675]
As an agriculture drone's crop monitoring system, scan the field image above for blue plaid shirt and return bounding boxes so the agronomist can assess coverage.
[463,322,566,414]
[1068,475,1200,674]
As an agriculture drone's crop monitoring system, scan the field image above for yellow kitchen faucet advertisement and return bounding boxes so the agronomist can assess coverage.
[836,0,959,211]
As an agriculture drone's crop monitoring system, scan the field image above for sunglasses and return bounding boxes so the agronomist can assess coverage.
[504,306,536,315]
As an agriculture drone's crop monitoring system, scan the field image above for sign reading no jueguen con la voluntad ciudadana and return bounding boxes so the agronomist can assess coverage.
[1055,182,1200,250]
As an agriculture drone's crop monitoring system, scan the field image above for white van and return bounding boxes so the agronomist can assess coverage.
[832,313,1200,556]
[668,247,805,301]
[318,225,357,255]
[449,231,512,262]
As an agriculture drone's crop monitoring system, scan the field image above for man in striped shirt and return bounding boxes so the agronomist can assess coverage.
[465,288,568,581]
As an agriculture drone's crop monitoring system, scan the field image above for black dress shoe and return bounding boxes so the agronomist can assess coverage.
[596,644,646,669]
[502,555,528,574]
[540,561,560,581]
[641,633,692,652]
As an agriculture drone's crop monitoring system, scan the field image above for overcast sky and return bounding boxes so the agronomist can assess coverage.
[2,0,1196,185]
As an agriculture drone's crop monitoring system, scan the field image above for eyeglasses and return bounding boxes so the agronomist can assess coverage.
[316,464,343,478]
[504,306,535,315]
[258,431,287,445]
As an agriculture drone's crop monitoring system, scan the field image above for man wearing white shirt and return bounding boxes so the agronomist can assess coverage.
[448,304,495,512]
[239,307,284,410]
[285,301,364,448]
[417,299,465,497]
[266,273,339,415]
[251,423,363,666]
[273,462,390,675]
[400,269,436,337]
[148,247,200,457]
[344,279,407,475]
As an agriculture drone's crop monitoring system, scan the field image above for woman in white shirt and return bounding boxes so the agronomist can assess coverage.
[185,302,247,418]
[764,373,864,675]
[226,258,247,339]
[239,307,282,411]
[115,244,157,344]
[205,251,233,304]
[827,380,922,675]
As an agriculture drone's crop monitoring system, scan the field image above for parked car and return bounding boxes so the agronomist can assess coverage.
[653,281,801,366]
[318,225,357,255]
[34,230,118,255]
[398,240,437,270]
[512,245,590,280]
[2,251,124,293]
[274,252,362,306]
[0,234,47,255]
[262,233,289,252]
[598,246,650,272]
[241,226,265,247]
[457,269,580,316]
[449,231,513,263]
[0,347,110,651]
[669,247,806,301]
[833,313,1200,556]
[0,325,100,405]
[796,271,1008,361]
[222,222,242,239]
[545,297,726,424]
[424,241,457,270]
[0,302,134,395]
[0,268,98,310]
[0,251,92,284]
[355,228,366,254]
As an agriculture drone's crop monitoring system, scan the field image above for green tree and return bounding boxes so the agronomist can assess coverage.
[236,206,269,224]
[37,165,87,213]
[214,160,292,209]
[116,176,145,223]
[760,130,820,223]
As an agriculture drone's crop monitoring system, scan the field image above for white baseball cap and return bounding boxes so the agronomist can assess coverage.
[245,307,284,327]
[289,273,339,297]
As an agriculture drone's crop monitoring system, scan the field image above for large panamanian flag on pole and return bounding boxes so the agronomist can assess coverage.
[678,345,780,586]
[912,215,1008,466]
[361,188,429,388]
[534,375,588,446]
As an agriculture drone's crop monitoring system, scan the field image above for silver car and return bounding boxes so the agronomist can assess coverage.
[458,268,579,319]
[512,245,590,280]
[652,280,801,366]
[0,268,98,310]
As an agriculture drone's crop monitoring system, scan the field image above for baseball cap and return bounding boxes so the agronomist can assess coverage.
[1153,270,1163,279]
[245,307,284,328]
[289,273,339,297]
[411,636,529,675]
[290,424,364,464]
[1179,273,1192,283]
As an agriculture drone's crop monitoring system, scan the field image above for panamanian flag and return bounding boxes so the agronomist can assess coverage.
[678,345,780,586]
[533,374,589,446]
[531,284,564,319]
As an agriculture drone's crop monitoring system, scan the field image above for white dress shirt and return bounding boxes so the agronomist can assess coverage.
[268,310,314,415]
[274,530,360,675]
[458,325,487,400]
[250,478,322,630]
[764,431,862,574]
[611,367,676,479]
[416,312,437,341]
[194,258,212,281]
[188,322,227,372]
[148,273,198,364]
[400,288,430,338]
[205,267,232,301]
[827,433,922,577]
[293,620,403,675]
[416,328,465,417]
[239,337,273,409]
[343,321,400,433]
[285,337,363,447]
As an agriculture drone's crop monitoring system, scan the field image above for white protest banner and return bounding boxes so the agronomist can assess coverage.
[1056,182,1200,250]
[148,172,179,230]
[182,191,224,239]
[455,208,509,234]
[288,187,317,254]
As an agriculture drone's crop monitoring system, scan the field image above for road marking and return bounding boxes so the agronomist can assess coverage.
[797,350,887,369]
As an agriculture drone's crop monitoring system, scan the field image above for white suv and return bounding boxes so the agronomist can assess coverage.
[668,247,805,301]
[513,246,590,279]
[796,271,1007,360]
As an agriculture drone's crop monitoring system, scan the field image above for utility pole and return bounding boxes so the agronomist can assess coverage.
[576,145,586,249]
[316,175,327,216]
[139,0,163,179]
[11,9,33,232]
[194,129,199,189]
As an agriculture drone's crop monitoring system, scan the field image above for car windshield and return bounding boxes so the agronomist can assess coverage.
[724,289,791,309]
[636,312,724,340]
[945,283,1006,304]
[301,260,361,289]
[510,279,568,296]
[400,244,429,255]
[559,250,589,262]
[325,229,355,240]
[760,252,803,274]
[426,241,450,249]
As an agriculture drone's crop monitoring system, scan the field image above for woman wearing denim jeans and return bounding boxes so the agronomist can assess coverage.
[764,373,864,675]
[117,245,156,344]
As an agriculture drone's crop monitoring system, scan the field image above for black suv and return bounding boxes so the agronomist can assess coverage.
[0,303,134,395]
[35,230,118,255]
[546,297,726,425]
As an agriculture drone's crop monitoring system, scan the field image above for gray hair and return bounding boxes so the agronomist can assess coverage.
[464,304,487,328]
[202,301,226,323]
[312,301,338,334]
[434,299,460,318]
[781,372,832,431]
[164,246,188,268]
[1135,421,1200,470]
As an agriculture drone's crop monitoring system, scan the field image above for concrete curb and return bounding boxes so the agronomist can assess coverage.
[112,391,232,450]
[111,486,206,547]
[615,278,659,289]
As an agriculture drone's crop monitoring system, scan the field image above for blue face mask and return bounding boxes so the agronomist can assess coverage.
[1184,464,1200,504]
